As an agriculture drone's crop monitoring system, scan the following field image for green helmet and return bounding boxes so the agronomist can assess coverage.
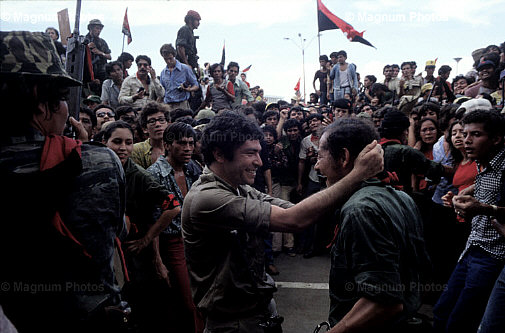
[0,31,81,86]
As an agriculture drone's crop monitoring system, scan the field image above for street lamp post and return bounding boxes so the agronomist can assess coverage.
[454,57,462,75]
[284,33,307,102]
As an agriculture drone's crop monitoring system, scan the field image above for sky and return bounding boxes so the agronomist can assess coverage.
[1,0,504,101]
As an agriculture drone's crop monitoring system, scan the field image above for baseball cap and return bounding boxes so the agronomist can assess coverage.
[0,31,81,87]
[83,95,101,105]
[476,60,496,71]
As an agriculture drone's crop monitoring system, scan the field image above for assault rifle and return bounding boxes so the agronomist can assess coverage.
[65,0,85,124]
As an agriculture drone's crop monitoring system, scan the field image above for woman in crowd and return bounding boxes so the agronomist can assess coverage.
[102,120,181,331]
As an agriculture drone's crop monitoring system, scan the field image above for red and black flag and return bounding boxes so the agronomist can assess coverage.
[242,64,252,72]
[122,7,132,45]
[317,0,375,49]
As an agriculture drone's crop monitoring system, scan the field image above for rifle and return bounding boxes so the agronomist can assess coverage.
[64,0,85,126]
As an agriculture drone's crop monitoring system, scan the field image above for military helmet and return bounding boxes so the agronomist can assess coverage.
[0,31,81,86]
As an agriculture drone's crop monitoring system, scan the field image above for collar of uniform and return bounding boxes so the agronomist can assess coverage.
[201,166,241,193]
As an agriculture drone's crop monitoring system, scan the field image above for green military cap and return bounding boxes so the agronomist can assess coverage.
[87,19,104,30]
[0,31,81,86]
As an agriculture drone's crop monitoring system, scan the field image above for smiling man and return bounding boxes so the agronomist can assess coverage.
[182,111,384,332]
[315,118,430,333]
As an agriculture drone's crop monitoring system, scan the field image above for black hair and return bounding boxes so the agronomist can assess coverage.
[140,101,170,128]
[319,55,329,62]
[461,110,505,140]
[171,108,194,122]
[383,65,392,73]
[80,106,97,127]
[336,50,347,58]
[105,61,123,75]
[322,118,379,162]
[45,27,59,39]
[365,75,377,84]
[117,52,134,63]
[484,45,500,54]
[329,52,339,59]
[227,61,240,71]
[419,101,441,119]
[417,118,440,152]
[0,76,69,139]
[201,111,264,164]
[262,125,278,142]
[93,104,115,115]
[210,63,224,77]
[452,75,474,87]
[163,122,196,145]
[438,104,459,132]
[305,113,324,123]
[160,43,177,57]
[438,65,452,76]
[391,64,400,70]
[135,55,151,65]
[401,62,411,69]
[114,105,137,121]
[252,100,267,114]
[283,118,302,133]
[263,110,279,123]
[102,120,134,142]
[370,83,390,97]
[446,120,464,164]
[288,106,305,118]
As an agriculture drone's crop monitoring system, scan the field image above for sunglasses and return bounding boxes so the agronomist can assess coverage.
[96,111,115,118]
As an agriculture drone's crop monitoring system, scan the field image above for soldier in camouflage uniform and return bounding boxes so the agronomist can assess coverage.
[0,31,127,333]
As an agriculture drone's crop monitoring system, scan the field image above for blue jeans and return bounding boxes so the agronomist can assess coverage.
[433,247,504,333]
[478,266,505,332]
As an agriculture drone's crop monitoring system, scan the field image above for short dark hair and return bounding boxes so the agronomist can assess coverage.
[322,118,379,162]
[140,102,169,127]
[329,52,339,59]
[160,43,176,57]
[365,75,377,84]
[383,65,392,73]
[93,104,115,115]
[171,108,194,122]
[210,63,224,75]
[262,125,278,141]
[227,61,240,71]
[45,27,59,39]
[105,61,123,75]
[419,101,441,119]
[438,65,452,75]
[305,113,324,123]
[80,106,97,128]
[283,118,302,133]
[391,64,400,70]
[117,52,134,63]
[135,55,151,65]
[114,105,137,121]
[102,120,134,142]
[288,106,305,118]
[319,55,329,62]
[461,110,505,140]
[163,122,196,145]
[401,62,411,69]
[263,110,279,123]
[201,111,264,164]
[336,50,347,58]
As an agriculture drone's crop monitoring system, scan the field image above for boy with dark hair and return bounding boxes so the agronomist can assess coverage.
[313,54,330,105]
[329,50,358,101]
[101,60,123,108]
[434,110,505,333]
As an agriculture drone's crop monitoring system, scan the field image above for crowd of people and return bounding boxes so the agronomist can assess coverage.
[1,8,505,333]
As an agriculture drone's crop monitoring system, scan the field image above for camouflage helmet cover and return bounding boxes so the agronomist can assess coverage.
[0,31,81,86]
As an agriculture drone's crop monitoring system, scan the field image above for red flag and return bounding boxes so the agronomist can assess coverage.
[294,78,300,91]
[242,64,252,72]
[317,0,375,49]
[122,7,132,45]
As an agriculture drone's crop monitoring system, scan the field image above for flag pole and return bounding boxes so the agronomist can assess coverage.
[318,32,321,56]
[121,34,125,54]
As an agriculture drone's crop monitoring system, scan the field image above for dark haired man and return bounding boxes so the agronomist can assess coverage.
[315,118,430,332]
[263,110,279,127]
[391,64,400,78]
[131,102,170,169]
[79,107,97,141]
[159,43,199,112]
[176,10,201,72]
[313,55,330,105]
[227,61,254,108]
[85,19,111,84]
[182,111,383,332]
[383,64,400,95]
[329,50,358,101]
[423,60,436,85]
[101,61,123,108]
[119,55,165,108]
[147,122,203,333]
[434,110,505,333]
[333,98,353,118]
[433,65,455,103]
